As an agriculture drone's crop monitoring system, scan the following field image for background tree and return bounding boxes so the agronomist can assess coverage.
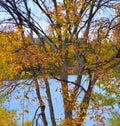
[0,107,17,126]
[0,94,17,126]
[108,112,120,126]
[0,0,120,126]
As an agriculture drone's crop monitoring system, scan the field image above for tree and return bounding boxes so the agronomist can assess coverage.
[0,0,120,126]
[0,107,17,126]
[108,112,120,126]
[0,96,17,126]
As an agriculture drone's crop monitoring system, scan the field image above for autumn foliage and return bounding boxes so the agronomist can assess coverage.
[0,0,120,126]
[0,108,17,126]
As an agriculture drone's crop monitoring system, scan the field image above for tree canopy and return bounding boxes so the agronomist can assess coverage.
[0,0,120,125]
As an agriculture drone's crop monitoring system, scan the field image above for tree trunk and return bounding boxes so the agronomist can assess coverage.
[44,77,56,126]
[76,73,97,126]
[61,68,73,120]
[35,79,48,126]
[60,51,73,121]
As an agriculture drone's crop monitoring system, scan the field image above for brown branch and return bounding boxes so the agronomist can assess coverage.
[33,0,54,25]
[52,0,57,11]
[85,54,120,73]
[52,75,86,93]
[78,72,97,126]
[32,106,40,126]
[105,59,120,72]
